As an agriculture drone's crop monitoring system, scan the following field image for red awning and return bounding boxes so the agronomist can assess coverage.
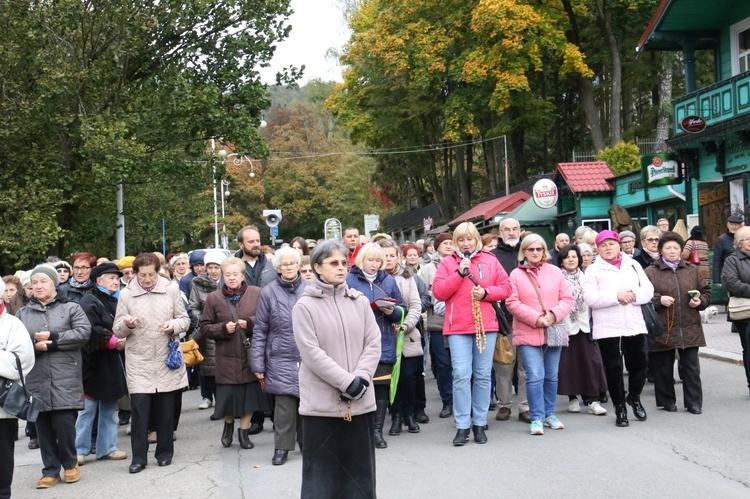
[448,191,530,226]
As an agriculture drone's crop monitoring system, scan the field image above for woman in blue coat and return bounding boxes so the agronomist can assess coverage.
[346,243,404,449]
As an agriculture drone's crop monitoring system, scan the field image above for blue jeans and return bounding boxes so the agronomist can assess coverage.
[448,333,497,429]
[430,331,453,403]
[75,398,118,458]
[519,345,562,423]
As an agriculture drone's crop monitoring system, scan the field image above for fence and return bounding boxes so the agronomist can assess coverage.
[571,138,665,162]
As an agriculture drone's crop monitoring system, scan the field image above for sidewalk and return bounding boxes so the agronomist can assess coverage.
[701,311,743,364]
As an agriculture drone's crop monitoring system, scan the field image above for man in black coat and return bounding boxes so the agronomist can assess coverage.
[713,214,744,286]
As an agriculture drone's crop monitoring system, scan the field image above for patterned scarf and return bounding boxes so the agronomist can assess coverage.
[68,277,92,289]
[562,268,584,323]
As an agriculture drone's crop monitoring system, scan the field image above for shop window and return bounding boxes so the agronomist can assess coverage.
[731,18,750,76]
[582,219,611,232]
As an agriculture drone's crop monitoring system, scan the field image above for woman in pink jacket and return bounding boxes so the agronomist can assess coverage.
[506,234,574,436]
[432,222,512,446]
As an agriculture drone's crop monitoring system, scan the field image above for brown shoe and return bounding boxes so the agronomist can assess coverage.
[63,464,80,483]
[518,410,531,423]
[36,476,61,489]
[495,407,511,421]
[101,450,127,460]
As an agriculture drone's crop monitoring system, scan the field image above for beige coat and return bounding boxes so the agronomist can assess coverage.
[392,267,424,357]
[114,276,190,394]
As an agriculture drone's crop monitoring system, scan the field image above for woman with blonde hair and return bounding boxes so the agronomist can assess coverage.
[433,222,512,446]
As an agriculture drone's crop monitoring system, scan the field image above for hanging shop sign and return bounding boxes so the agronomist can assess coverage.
[532,179,558,209]
[679,115,706,134]
[641,153,682,186]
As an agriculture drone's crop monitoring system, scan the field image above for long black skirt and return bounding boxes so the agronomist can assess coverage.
[301,413,376,499]
[557,332,608,397]
[213,382,272,418]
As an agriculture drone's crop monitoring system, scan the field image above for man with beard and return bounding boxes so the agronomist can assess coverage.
[234,225,275,434]
[489,217,530,423]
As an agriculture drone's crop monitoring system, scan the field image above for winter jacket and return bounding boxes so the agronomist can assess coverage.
[58,280,95,304]
[722,249,750,299]
[113,276,190,394]
[506,263,575,347]
[250,274,308,396]
[188,274,218,377]
[0,309,35,419]
[16,296,91,412]
[292,279,381,418]
[79,287,128,401]
[644,259,710,352]
[581,254,654,340]
[233,249,276,288]
[346,267,405,364]
[490,241,520,276]
[432,251,512,335]
[561,270,591,335]
[200,285,262,385]
[714,231,738,283]
[633,251,657,270]
[418,260,445,331]
[391,266,424,358]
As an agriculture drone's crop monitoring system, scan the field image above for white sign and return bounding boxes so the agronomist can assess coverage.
[423,217,433,232]
[364,214,380,238]
[532,179,558,209]
[647,159,680,183]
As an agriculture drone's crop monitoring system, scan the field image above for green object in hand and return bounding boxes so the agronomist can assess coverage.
[688,290,700,300]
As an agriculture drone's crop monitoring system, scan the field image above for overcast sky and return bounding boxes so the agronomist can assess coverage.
[259,0,350,85]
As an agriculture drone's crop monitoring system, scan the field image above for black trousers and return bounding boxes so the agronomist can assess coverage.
[0,419,17,499]
[650,347,702,408]
[36,410,78,477]
[392,356,422,417]
[598,334,648,407]
[733,320,750,389]
[131,391,177,465]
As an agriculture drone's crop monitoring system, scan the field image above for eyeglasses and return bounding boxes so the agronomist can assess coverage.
[324,260,348,268]
[644,238,660,243]
[73,266,91,271]
[526,247,544,253]
[279,263,298,269]
[740,237,750,243]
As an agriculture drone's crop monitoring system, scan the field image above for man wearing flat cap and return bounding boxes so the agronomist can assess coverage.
[713,214,744,287]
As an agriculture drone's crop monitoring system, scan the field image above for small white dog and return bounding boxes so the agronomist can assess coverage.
[700,306,719,323]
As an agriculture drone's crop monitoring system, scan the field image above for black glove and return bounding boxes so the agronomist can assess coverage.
[341,376,370,401]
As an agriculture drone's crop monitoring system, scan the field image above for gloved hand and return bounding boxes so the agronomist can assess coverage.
[340,376,370,401]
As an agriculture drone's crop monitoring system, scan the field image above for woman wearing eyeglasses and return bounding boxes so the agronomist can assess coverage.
[299,256,316,282]
[250,247,308,466]
[59,253,98,304]
[292,240,381,498]
[634,225,663,269]
[721,226,750,395]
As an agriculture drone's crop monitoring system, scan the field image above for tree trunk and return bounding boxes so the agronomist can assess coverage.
[465,142,473,202]
[484,139,499,194]
[455,145,470,211]
[598,1,621,146]
[655,53,674,152]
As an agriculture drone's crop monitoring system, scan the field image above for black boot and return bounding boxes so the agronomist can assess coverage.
[439,402,453,418]
[404,414,420,434]
[237,428,254,449]
[626,395,647,421]
[374,400,388,449]
[615,404,629,427]
[221,421,234,447]
[452,428,470,446]
[389,412,403,436]
[472,425,487,444]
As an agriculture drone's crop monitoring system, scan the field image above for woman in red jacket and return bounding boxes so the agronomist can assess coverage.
[433,222,512,446]
[506,234,574,436]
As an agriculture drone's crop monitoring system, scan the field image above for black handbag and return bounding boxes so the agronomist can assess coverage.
[0,353,41,422]
[465,272,511,336]
[632,267,665,337]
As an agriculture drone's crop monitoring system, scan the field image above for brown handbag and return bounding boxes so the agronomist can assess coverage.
[493,334,515,364]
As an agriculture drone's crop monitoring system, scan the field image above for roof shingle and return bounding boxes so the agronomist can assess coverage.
[556,162,614,194]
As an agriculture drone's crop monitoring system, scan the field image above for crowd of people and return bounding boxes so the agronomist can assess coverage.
[0,213,745,498]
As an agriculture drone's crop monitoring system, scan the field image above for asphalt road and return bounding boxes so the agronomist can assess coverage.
[11,356,750,498]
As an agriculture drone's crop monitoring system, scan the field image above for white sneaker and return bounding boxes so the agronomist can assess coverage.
[567,398,581,413]
[587,401,607,415]
[198,398,213,410]
[126,424,131,435]
[543,415,564,430]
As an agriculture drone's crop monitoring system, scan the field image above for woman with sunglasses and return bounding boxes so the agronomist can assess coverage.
[293,240,381,498]
[634,225,663,269]
[347,242,405,450]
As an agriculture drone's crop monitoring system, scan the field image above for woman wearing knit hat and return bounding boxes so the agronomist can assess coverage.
[16,264,92,489]
[54,261,73,285]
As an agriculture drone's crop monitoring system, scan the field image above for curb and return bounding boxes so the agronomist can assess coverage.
[699,347,743,365]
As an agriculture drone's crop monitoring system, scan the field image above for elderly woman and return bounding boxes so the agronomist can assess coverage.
[347,243,405,449]
[402,243,422,273]
[721,226,750,394]
[169,253,190,282]
[555,245,608,416]
[506,235,575,435]
[634,225,662,269]
[582,231,654,427]
[17,264,91,488]
[299,256,316,282]
[201,257,269,451]
[54,261,73,285]
[579,243,595,271]
[59,252,98,303]
[250,247,308,466]
[292,240,381,498]
[76,263,129,466]
[0,279,35,498]
[113,253,190,473]
[433,222,512,446]
[644,232,711,414]
[378,239,424,435]
[619,231,640,257]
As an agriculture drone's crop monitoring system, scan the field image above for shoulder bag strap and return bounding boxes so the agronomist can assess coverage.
[523,271,546,312]
[11,352,26,388]
[224,296,249,345]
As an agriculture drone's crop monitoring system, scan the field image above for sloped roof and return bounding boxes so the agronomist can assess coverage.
[556,162,614,194]
[449,191,530,226]
[637,0,728,52]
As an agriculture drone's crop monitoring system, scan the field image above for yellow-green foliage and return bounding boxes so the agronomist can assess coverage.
[595,141,640,175]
